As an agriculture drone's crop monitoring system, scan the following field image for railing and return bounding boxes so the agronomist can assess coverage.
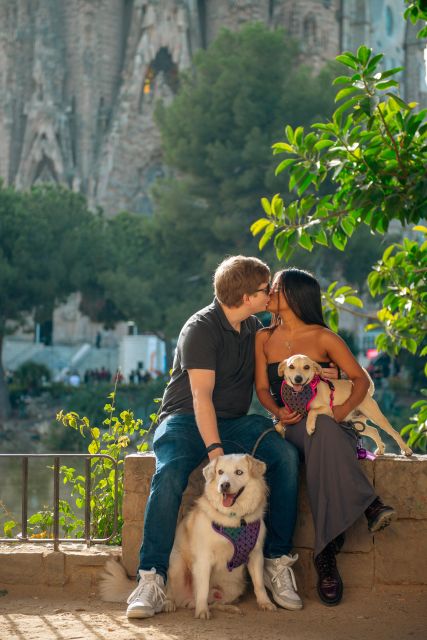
[0,453,119,551]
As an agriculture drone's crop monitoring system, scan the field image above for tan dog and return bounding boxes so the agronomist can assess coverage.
[99,454,276,619]
[277,354,412,457]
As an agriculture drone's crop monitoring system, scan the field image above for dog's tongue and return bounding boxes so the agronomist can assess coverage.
[293,384,303,392]
[222,493,236,508]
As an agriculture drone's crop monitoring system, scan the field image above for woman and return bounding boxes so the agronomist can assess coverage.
[255,267,396,606]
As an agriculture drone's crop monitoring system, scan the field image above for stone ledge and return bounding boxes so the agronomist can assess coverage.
[0,544,121,594]
[122,452,427,588]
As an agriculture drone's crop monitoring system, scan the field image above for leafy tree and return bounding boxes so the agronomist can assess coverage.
[155,22,339,267]
[0,184,102,421]
[251,10,427,448]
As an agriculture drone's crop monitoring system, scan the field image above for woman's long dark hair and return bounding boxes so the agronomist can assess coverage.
[270,268,327,328]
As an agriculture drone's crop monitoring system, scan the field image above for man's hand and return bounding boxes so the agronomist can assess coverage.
[332,404,350,423]
[277,406,302,425]
[321,362,339,380]
[208,447,224,461]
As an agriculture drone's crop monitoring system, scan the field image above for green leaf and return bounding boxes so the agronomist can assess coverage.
[336,54,358,71]
[261,197,271,215]
[376,80,399,90]
[298,231,313,251]
[259,222,275,250]
[386,93,411,110]
[356,45,371,66]
[251,218,271,236]
[335,86,360,102]
[345,296,363,308]
[331,231,347,251]
[275,158,296,176]
[315,229,329,246]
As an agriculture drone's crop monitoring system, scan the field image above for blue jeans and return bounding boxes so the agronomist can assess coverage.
[138,413,300,580]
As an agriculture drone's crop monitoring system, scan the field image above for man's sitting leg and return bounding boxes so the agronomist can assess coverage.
[127,415,206,618]
[219,414,302,610]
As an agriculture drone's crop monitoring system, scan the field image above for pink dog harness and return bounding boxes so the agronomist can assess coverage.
[280,374,335,417]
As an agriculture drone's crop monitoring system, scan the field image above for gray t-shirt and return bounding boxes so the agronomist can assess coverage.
[159,298,262,422]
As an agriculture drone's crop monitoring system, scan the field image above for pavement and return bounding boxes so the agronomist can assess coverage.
[0,587,426,640]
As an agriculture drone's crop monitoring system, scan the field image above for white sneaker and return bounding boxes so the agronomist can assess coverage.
[264,554,303,610]
[126,568,166,619]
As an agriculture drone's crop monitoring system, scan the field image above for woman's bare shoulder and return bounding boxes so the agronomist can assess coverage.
[256,327,272,341]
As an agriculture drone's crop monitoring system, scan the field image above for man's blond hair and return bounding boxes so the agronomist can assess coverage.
[214,255,270,307]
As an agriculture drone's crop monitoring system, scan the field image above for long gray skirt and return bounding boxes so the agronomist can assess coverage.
[284,414,376,558]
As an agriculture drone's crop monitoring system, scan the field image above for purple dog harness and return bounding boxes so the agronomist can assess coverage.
[212,520,261,571]
[280,374,335,417]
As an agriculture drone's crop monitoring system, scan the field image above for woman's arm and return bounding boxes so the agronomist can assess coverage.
[255,331,301,424]
[321,329,370,422]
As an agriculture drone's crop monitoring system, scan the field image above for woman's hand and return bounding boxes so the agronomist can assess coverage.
[321,362,339,380]
[332,404,350,423]
[277,406,302,425]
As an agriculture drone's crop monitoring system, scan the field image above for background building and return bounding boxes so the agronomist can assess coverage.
[0,0,425,218]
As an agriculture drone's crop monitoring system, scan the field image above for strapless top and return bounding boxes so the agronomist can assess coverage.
[267,361,332,409]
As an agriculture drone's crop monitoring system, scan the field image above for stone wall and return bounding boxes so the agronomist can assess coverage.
[122,452,427,594]
[0,544,121,597]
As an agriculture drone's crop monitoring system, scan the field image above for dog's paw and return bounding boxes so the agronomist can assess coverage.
[257,600,276,612]
[374,443,385,455]
[195,607,211,620]
[163,599,176,613]
[402,446,413,457]
[306,423,316,435]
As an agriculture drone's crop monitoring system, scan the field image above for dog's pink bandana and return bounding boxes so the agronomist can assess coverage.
[280,375,334,417]
[212,520,261,571]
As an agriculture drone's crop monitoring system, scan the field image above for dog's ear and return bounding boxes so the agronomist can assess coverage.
[312,361,323,375]
[277,361,287,378]
[245,455,267,478]
[203,457,218,482]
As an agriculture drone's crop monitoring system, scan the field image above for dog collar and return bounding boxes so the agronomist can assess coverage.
[280,374,334,417]
[212,520,261,571]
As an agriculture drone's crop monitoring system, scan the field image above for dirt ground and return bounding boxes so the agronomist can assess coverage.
[0,587,426,640]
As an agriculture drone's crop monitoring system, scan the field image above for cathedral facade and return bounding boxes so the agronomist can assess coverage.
[0,0,425,218]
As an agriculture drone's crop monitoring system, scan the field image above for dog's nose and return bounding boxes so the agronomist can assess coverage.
[294,375,303,383]
[220,481,230,493]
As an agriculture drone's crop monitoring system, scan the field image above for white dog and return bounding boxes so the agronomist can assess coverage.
[99,453,276,619]
[277,354,412,457]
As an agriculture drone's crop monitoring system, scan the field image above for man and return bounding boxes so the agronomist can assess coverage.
[126,256,302,618]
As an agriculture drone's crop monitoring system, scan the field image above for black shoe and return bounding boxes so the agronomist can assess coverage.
[313,538,344,607]
[365,497,396,533]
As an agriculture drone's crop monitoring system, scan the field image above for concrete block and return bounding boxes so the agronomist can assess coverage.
[343,514,374,553]
[374,519,427,585]
[44,551,65,586]
[374,455,427,519]
[123,454,155,492]
[122,491,149,523]
[340,551,374,589]
[0,550,44,584]
[121,523,143,577]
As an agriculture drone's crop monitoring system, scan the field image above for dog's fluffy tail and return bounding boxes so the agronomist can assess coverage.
[362,368,375,396]
[99,558,135,602]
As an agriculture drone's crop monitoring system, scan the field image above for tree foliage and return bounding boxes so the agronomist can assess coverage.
[251,24,427,448]
[0,184,102,420]
[251,47,427,355]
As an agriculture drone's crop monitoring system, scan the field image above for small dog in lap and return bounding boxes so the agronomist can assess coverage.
[277,354,412,457]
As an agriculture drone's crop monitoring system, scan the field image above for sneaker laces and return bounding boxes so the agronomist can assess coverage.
[271,557,298,593]
[127,573,166,606]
